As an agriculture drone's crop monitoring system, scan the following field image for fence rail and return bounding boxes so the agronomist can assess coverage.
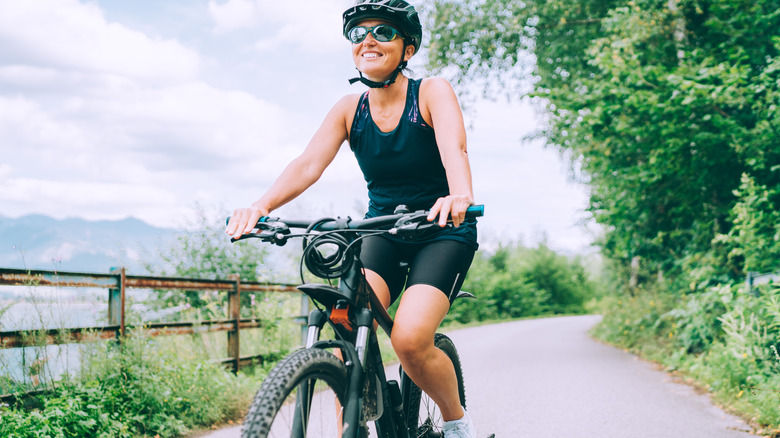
[0,267,303,403]
[746,270,780,294]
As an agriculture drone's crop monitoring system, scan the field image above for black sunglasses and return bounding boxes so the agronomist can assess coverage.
[347,24,401,44]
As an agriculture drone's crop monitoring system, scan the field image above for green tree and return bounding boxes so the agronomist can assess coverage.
[144,205,276,318]
[427,0,780,286]
[716,173,780,275]
[431,0,780,429]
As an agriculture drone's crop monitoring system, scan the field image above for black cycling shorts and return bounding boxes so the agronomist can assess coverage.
[359,236,476,306]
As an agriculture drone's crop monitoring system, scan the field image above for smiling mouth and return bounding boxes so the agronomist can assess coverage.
[362,52,382,59]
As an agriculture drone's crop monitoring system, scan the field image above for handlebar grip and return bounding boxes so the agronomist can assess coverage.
[466,204,484,218]
[225,216,274,227]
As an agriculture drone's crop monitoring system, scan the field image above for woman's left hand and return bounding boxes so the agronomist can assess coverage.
[427,195,474,227]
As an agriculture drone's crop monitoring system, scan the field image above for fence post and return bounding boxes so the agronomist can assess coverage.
[108,267,126,339]
[746,271,758,297]
[227,275,241,373]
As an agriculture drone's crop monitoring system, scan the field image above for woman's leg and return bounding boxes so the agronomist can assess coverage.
[390,285,464,421]
[364,269,392,309]
[390,240,476,422]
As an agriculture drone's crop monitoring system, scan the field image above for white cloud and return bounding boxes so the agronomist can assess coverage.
[0,0,594,252]
[0,0,200,82]
[208,0,261,33]
[39,242,83,263]
[0,164,11,179]
[463,98,592,250]
[0,80,300,225]
[0,0,308,227]
[209,0,348,52]
[0,178,178,224]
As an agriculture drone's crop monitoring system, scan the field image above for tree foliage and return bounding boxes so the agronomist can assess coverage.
[449,241,595,323]
[427,0,780,283]
[428,0,780,428]
[143,205,276,318]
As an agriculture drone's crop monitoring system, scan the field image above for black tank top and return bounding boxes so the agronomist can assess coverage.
[349,78,477,247]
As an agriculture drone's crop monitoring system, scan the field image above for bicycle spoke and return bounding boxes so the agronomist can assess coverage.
[266,379,342,437]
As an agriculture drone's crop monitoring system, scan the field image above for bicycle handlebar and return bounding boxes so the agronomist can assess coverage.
[228,204,484,245]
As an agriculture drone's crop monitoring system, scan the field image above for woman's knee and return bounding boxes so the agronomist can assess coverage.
[391,326,433,364]
[390,285,450,363]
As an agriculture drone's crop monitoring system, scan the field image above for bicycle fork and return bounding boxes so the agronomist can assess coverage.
[296,308,368,438]
[298,307,409,438]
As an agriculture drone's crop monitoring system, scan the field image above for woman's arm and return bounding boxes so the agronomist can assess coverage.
[420,77,475,227]
[226,94,358,238]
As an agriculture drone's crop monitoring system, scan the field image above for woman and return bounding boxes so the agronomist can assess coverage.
[226,1,478,437]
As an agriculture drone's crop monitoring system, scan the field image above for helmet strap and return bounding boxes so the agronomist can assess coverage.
[348,64,405,88]
[349,42,409,89]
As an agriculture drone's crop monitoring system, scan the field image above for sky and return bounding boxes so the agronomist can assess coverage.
[0,0,596,253]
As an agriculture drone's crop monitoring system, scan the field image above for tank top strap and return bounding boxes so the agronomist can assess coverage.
[357,89,370,113]
[404,78,429,128]
[349,90,371,150]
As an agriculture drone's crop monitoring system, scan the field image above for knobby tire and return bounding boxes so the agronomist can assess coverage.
[242,348,349,438]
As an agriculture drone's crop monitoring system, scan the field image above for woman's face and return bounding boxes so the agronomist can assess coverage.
[350,19,413,82]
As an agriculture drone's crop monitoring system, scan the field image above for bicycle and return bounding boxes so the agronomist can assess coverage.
[230,205,488,438]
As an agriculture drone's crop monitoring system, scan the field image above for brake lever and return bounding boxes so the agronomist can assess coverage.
[392,209,473,236]
[226,217,291,246]
[392,211,440,236]
[229,230,272,242]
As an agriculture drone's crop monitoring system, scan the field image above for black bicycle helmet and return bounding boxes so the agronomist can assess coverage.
[343,0,422,54]
[343,0,423,88]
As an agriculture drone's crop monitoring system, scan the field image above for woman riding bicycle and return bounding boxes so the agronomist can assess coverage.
[226,1,479,437]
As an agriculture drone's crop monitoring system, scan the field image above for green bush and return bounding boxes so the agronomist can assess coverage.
[0,333,264,438]
[449,241,598,324]
[716,173,780,276]
[662,285,731,355]
[590,287,678,359]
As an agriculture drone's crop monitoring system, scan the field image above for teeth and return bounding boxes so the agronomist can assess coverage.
[363,53,380,58]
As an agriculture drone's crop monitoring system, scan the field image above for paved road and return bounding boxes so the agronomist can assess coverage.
[195,315,756,438]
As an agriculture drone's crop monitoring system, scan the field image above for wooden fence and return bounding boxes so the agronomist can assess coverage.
[746,270,780,295]
[0,267,305,401]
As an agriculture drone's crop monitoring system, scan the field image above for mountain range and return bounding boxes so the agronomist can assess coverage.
[0,214,175,274]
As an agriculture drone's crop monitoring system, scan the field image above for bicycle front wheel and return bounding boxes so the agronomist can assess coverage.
[242,348,348,438]
[401,333,467,438]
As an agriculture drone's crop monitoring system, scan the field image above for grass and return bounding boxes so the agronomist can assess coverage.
[0,328,277,438]
[0,283,299,438]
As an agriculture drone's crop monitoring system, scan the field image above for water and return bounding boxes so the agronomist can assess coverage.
[0,286,108,389]
[2,301,107,331]
[0,284,185,391]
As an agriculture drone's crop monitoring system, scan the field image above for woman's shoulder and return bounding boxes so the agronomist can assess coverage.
[333,92,364,112]
[333,94,362,116]
[418,77,460,123]
[419,76,455,95]
[333,93,366,138]
[419,77,458,108]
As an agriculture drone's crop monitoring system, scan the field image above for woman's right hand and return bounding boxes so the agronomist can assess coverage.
[226,205,269,240]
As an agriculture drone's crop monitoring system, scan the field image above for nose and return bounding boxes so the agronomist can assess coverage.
[362,31,378,45]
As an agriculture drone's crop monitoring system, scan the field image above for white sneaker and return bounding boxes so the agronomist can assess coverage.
[442,407,477,438]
